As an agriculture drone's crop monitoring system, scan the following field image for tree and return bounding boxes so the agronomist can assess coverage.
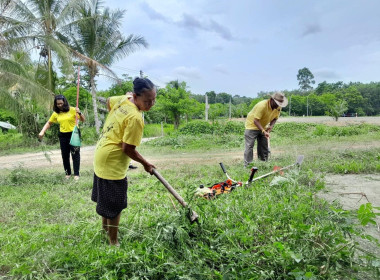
[297,67,315,92]
[328,100,348,121]
[0,51,54,135]
[343,86,365,114]
[234,103,248,118]
[0,0,82,91]
[155,81,193,129]
[69,0,148,133]
[215,92,231,104]
[205,91,216,104]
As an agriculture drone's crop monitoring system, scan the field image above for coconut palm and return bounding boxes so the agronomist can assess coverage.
[69,0,148,133]
[0,51,54,135]
[0,0,82,91]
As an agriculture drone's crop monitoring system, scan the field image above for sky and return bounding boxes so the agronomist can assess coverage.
[97,0,380,98]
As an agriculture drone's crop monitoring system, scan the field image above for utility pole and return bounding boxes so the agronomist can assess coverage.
[229,97,232,120]
[140,70,143,78]
[205,94,209,121]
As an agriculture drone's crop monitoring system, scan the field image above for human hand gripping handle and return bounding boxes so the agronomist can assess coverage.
[262,130,270,139]
[142,161,156,174]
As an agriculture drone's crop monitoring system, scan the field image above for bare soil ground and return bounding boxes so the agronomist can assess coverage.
[319,175,380,243]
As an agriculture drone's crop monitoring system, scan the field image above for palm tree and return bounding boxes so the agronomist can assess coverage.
[69,0,148,133]
[0,0,82,91]
[0,51,54,135]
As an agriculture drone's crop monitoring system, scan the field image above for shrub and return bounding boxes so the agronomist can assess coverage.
[0,130,24,150]
[179,120,214,135]
[80,126,98,145]
[0,109,16,124]
[178,120,244,135]
[144,123,174,137]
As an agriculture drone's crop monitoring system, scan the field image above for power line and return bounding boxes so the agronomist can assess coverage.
[107,65,167,85]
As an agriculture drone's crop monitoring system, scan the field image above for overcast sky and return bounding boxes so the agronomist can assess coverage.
[98,0,380,98]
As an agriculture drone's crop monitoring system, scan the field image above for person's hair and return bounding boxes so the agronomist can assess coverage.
[133,77,155,96]
[53,95,70,113]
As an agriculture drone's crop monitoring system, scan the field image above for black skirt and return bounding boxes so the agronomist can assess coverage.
[91,173,128,219]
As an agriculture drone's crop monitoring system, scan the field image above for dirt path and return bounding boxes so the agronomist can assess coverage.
[319,175,380,234]
[0,139,244,171]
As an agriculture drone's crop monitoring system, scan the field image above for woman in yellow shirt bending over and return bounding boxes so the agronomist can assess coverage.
[38,95,85,180]
[92,77,156,246]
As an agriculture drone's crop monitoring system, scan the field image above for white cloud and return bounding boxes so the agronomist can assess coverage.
[100,0,380,97]
[314,68,340,80]
[213,64,229,75]
[173,66,202,80]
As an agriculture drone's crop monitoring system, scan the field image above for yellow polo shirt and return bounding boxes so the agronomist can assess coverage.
[245,99,281,130]
[94,96,143,180]
[48,107,77,132]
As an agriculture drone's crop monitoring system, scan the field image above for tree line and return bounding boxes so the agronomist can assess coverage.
[0,1,379,136]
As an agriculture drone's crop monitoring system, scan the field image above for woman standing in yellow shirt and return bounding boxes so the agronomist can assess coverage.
[38,95,85,180]
[92,77,156,246]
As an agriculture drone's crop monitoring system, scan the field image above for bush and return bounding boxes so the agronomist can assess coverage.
[80,126,98,145]
[144,123,174,137]
[179,120,214,135]
[0,130,24,150]
[178,120,244,135]
[0,109,16,124]
[273,123,316,138]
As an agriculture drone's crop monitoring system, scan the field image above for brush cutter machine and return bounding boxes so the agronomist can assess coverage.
[196,155,304,199]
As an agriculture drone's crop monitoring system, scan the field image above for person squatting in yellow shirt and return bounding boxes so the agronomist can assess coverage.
[92,77,156,246]
[38,95,85,180]
[244,92,288,167]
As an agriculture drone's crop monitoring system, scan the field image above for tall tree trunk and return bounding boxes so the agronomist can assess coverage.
[174,115,180,129]
[48,47,53,91]
[90,74,101,133]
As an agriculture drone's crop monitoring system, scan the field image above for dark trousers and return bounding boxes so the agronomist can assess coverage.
[244,129,269,165]
[59,132,80,176]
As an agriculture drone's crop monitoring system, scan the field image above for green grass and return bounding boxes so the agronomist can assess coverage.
[1,122,380,279]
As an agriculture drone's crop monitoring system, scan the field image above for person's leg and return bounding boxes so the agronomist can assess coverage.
[244,130,258,167]
[257,133,269,161]
[70,146,80,177]
[107,213,121,246]
[102,217,108,233]
[59,136,72,176]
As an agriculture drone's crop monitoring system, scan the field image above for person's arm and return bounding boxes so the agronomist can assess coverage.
[266,119,277,133]
[122,143,156,174]
[75,107,85,122]
[253,118,270,138]
[38,121,52,140]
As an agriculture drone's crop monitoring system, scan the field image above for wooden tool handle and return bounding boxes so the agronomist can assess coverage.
[153,169,187,208]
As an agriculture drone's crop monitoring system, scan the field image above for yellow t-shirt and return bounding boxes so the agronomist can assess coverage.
[109,95,133,109]
[245,99,281,130]
[94,96,144,180]
[109,95,123,109]
[48,107,77,132]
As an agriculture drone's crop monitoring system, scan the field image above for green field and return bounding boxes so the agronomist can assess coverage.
[1,121,380,279]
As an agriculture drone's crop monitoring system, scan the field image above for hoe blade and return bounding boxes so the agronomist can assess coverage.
[296,155,304,166]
